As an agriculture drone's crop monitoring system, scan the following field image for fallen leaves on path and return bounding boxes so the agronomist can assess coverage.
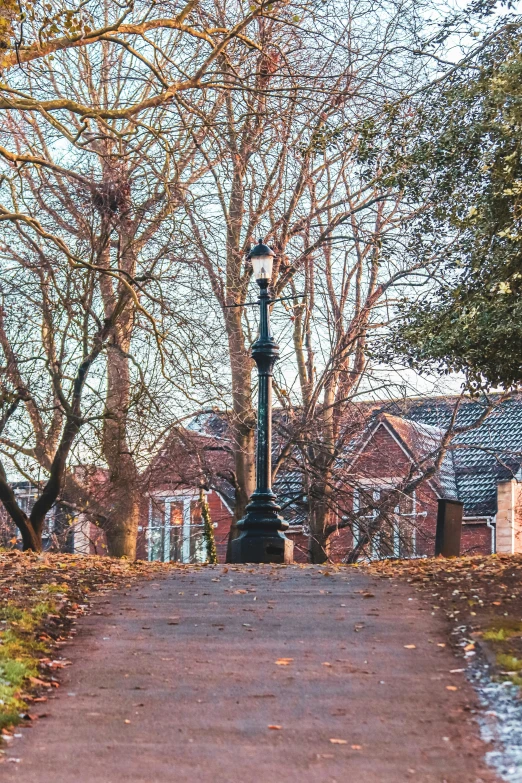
[0,551,171,742]
[365,553,522,688]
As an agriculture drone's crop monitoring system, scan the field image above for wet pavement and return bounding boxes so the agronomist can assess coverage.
[2,565,499,782]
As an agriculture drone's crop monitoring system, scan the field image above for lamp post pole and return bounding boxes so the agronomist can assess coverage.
[230,241,293,564]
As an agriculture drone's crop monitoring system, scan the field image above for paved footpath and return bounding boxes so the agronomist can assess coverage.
[3,566,498,783]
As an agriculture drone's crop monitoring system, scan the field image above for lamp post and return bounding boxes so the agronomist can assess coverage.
[230,240,294,564]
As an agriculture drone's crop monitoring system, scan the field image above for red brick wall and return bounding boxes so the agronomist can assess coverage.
[288,531,308,563]
[209,491,232,563]
[328,527,353,562]
[354,424,412,475]
[87,523,108,556]
[461,522,492,555]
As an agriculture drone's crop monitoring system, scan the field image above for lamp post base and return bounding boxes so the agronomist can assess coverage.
[230,530,294,564]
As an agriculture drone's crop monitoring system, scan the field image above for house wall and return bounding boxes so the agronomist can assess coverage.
[287,530,309,563]
[336,422,492,561]
[496,480,522,554]
[343,423,440,559]
[461,522,493,555]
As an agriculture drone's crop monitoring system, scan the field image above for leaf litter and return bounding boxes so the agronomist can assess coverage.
[365,553,522,782]
[0,551,171,752]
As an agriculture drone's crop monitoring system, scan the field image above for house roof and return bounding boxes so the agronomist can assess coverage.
[378,395,522,517]
[144,425,235,506]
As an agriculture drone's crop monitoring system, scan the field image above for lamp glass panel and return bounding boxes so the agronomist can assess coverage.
[252,254,273,281]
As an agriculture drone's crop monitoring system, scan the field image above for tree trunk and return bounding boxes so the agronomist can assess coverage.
[308,478,332,563]
[233,423,256,522]
[306,372,337,563]
[225,420,256,561]
[98,198,140,559]
[224,305,256,559]
[104,486,139,559]
[20,522,42,553]
[309,531,330,564]
[102,339,139,559]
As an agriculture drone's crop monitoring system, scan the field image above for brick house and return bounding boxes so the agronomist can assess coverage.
[135,422,235,563]
[140,395,522,563]
[296,411,493,563]
[382,394,522,557]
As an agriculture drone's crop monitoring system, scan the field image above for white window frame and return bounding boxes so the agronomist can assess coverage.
[147,492,204,563]
[353,484,419,561]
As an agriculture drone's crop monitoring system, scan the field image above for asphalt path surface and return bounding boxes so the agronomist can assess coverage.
[2,565,499,782]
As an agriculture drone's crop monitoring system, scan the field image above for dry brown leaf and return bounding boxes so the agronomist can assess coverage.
[268,724,282,730]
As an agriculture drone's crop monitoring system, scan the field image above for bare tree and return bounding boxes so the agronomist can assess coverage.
[0,0,285,554]
[168,0,435,558]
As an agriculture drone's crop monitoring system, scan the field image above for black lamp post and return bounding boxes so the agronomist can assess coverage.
[230,240,294,564]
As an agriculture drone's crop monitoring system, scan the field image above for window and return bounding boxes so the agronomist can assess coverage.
[147,495,209,563]
[353,487,417,560]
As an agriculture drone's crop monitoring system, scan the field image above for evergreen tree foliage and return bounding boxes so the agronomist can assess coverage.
[386,20,522,390]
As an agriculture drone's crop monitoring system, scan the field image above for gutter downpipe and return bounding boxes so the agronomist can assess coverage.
[486,516,496,554]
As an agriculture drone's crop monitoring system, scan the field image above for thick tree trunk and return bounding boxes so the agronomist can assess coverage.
[309,531,330,564]
[20,523,42,553]
[226,415,256,560]
[307,391,335,564]
[104,486,139,559]
[224,306,256,559]
[308,481,332,563]
[102,338,139,559]
[233,423,256,522]
[98,200,140,559]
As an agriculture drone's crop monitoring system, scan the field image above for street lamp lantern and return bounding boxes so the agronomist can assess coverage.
[249,239,275,282]
[230,240,294,564]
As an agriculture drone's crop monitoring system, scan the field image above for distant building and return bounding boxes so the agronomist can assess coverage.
[141,395,522,563]
[0,481,73,551]
[2,395,521,562]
